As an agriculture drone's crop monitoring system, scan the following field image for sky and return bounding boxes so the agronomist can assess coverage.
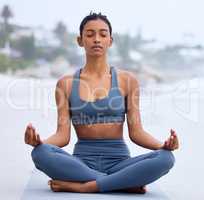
[0,0,204,45]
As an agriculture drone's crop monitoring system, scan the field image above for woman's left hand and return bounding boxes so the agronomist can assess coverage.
[162,129,179,151]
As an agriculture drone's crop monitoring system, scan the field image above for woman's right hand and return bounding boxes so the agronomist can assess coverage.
[24,123,43,147]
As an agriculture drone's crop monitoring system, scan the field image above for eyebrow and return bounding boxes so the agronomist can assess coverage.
[85,29,108,33]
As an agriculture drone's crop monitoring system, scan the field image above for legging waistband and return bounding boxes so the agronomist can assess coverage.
[73,138,130,156]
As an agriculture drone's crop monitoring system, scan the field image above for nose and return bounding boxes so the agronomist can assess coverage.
[93,34,101,43]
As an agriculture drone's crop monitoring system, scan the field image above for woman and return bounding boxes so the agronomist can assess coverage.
[24,12,179,194]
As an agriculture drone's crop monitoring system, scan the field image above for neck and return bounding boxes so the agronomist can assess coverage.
[83,55,110,76]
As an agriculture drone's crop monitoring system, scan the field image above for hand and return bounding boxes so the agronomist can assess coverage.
[162,129,179,151]
[24,123,43,147]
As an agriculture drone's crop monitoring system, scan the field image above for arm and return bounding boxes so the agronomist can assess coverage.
[126,72,163,150]
[42,76,72,147]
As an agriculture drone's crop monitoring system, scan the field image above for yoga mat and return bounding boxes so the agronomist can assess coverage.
[21,168,170,200]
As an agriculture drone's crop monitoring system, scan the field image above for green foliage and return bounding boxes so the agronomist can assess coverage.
[10,35,36,60]
[0,54,10,72]
[0,54,34,72]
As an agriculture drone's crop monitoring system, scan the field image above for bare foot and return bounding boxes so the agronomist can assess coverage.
[48,179,146,194]
[48,180,85,193]
[120,185,147,194]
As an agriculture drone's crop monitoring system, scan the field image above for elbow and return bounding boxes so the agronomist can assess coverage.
[57,133,70,147]
[129,135,139,144]
[59,140,69,148]
[64,139,70,146]
[56,128,71,147]
[62,137,70,147]
[130,137,144,148]
[129,130,142,144]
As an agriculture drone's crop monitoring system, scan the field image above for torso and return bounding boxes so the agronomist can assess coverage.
[65,68,128,139]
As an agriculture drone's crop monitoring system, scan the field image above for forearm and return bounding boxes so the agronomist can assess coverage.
[131,130,163,150]
[42,133,68,148]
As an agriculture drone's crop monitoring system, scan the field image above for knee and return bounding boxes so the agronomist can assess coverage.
[31,143,52,163]
[157,149,175,171]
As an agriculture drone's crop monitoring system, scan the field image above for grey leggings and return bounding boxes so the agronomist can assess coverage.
[31,138,175,192]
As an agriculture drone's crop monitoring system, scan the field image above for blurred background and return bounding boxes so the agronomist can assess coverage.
[0,1,203,200]
[1,0,204,84]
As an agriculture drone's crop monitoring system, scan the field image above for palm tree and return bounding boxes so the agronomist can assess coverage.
[53,21,68,47]
[1,5,13,27]
[1,5,13,45]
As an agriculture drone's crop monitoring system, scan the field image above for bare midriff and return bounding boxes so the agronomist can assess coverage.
[73,122,124,139]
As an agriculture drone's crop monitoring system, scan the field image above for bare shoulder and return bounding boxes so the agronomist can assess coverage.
[117,68,140,94]
[56,74,75,98]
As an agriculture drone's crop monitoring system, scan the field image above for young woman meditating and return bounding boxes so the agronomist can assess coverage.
[24,12,179,194]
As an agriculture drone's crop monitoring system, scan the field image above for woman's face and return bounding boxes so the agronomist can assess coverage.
[78,19,113,57]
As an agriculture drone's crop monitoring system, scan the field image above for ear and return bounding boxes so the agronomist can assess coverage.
[77,36,83,47]
[109,36,113,47]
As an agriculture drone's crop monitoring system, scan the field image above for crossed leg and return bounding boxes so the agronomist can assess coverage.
[31,144,175,193]
[31,144,106,192]
[96,149,175,192]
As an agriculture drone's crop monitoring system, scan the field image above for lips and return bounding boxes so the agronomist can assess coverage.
[92,45,103,49]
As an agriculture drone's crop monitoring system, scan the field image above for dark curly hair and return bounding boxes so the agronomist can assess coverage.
[79,11,112,37]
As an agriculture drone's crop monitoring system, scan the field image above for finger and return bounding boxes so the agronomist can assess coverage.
[25,124,32,141]
[169,136,174,148]
[33,129,38,142]
[32,127,38,142]
[171,135,179,150]
[163,139,169,150]
[26,129,32,144]
[172,132,177,139]
[24,127,29,144]
[33,137,38,146]
[29,128,35,145]
[36,134,40,143]
[28,123,32,128]
[26,124,30,131]
[31,126,38,142]
[170,129,176,136]
[164,141,168,149]
[32,126,36,135]
[172,135,176,145]
[171,129,178,139]
[170,128,175,133]
[173,135,179,149]
[171,132,176,139]
[166,138,171,147]
[36,134,42,144]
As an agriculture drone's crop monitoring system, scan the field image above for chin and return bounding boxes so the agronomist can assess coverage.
[89,52,105,57]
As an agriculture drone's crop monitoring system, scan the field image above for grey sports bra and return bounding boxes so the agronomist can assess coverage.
[68,66,127,125]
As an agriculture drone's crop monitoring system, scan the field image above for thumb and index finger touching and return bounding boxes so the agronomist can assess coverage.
[24,123,42,146]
